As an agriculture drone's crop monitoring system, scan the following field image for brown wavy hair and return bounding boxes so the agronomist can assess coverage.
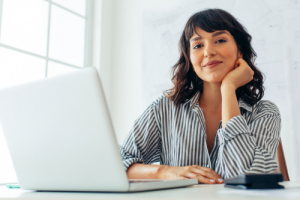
[164,8,265,106]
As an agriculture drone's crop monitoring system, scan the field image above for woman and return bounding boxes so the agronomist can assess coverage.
[119,8,281,184]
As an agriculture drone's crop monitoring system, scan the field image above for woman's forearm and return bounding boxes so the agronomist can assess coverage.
[221,84,241,128]
[126,163,166,179]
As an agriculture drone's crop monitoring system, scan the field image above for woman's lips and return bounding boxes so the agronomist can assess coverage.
[204,62,222,69]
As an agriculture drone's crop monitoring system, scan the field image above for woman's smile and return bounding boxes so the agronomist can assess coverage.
[204,61,223,69]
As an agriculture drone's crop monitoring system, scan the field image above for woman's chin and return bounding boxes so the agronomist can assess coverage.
[203,76,224,83]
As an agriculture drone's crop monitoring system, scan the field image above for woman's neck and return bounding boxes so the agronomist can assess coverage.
[199,81,222,113]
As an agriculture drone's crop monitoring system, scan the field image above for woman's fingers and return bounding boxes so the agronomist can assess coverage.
[183,171,219,184]
[197,170,221,182]
[235,60,240,69]
[168,165,224,184]
[188,165,223,183]
[197,176,217,184]
[191,165,221,178]
[182,171,215,184]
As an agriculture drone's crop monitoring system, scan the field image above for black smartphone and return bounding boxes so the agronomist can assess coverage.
[224,173,284,189]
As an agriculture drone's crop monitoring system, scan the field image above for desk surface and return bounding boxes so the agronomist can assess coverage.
[0,181,299,200]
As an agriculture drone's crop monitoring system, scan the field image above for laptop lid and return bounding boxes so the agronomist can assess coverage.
[0,67,130,191]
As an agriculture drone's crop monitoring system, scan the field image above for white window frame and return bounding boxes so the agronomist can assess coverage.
[0,0,95,185]
[0,0,94,74]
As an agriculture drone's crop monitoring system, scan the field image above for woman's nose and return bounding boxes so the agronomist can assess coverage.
[204,44,216,57]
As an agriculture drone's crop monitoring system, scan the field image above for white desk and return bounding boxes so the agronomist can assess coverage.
[0,181,299,200]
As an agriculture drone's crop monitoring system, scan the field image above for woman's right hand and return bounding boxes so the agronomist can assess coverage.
[157,165,224,184]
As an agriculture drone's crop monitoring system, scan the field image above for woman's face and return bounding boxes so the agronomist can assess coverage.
[189,27,241,83]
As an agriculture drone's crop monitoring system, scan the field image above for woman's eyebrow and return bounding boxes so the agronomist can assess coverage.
[190,31,228,42]
[212,31,228,37]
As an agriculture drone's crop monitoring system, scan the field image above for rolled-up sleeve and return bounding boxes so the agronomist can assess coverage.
[119,102,161,170]
[215,100,281,178]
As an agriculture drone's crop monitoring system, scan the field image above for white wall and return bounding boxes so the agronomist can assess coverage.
[96,0,115,108]
[102,0,185,144]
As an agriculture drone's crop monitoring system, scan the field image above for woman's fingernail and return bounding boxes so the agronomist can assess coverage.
[210,179,215,183]
[218,178,224,182]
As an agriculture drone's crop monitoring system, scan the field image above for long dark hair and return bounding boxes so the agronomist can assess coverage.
[165,8,265,106]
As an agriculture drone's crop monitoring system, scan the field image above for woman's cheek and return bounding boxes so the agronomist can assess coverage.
[190,53,202,67]
[190,53,196,66]
[222,46,238,69]
[226,60,236,71]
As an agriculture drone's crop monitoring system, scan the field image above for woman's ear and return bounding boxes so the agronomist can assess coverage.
[238,52,243,59]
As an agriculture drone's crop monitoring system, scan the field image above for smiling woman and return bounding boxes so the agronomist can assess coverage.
[119,9,281,183]
[165,9,263,106]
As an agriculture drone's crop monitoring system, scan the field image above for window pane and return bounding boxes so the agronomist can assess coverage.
[52,0,86,16]
[49,5,85,67]
[47,61,79,77]
[1,0,49,56]
[0,48,46,89]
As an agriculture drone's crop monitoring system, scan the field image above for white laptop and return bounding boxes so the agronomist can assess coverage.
[0,67,197,192]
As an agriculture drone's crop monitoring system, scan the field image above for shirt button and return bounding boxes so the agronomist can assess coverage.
[206,164,209,167]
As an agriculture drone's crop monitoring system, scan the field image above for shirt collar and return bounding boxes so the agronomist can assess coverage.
[183,91,200,109]
[183,91,253,112]
[237,97,253,112]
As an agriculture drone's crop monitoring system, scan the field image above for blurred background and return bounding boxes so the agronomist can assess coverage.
[0,0,299,183]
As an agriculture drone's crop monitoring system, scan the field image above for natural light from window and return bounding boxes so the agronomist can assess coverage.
[0,0,90,184]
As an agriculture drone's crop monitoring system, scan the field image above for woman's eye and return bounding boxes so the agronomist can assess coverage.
[193,40,226,49]
[193,44,202,49]
[216,39,226,43]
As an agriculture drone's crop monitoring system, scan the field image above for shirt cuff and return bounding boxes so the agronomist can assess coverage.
[217,115,250,142]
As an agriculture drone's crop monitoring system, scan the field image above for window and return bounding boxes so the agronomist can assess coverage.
[0,0,93,184]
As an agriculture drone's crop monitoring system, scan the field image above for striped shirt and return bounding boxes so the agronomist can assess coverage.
[119,91,281,178]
